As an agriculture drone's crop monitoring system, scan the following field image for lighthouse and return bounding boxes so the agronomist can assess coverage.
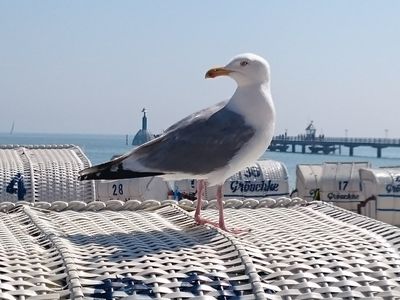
[132,108,155,146]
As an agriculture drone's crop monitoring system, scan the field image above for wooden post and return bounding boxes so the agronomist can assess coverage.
[377,147,382,158]
[349,146,354,156]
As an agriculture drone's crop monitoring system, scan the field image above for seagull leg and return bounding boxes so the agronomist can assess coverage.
[194,181,248,233]
[216,184,227,230]
[194,179,204,222]
[217,184,249,234]
[194,179,219,227]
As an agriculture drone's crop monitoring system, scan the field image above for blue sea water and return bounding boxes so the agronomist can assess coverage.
[1,132,400,189]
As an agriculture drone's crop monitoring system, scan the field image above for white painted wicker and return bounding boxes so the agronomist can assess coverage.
[0,145,94,203]
[0,200,399,299]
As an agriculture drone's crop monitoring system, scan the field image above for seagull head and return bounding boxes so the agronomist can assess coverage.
[205,53,270,87]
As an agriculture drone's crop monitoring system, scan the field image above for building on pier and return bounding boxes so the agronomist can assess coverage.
[305,121,316,140]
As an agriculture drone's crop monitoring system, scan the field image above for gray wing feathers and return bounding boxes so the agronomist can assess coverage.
[79,102,256,180]
[164,101,227,133]
[78,154,164,180]
[134,105,255,174]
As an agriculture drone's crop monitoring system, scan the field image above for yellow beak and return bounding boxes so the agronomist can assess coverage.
[205,67,232,79]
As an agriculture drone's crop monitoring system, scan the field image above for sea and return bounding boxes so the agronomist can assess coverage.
[2,132,400,190]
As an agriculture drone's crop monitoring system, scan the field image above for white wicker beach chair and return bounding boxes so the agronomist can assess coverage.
[0,200,399,299]
[0,145,94,203]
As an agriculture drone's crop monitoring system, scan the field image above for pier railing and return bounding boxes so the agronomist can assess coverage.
[273,136,400,145]
[270,136,400,157]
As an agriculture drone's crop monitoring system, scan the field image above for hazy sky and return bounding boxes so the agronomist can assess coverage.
[1,1,399,138]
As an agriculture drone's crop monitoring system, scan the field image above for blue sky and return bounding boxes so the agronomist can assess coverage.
[1,1,399,137]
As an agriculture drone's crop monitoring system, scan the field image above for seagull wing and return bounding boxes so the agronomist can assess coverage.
[79,101,255,180]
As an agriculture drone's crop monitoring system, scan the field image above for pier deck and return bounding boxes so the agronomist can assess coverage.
[269,136,400,157]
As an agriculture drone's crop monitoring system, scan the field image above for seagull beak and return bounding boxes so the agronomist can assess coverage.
[205,67,232,79]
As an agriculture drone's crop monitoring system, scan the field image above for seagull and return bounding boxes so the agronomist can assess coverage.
[79,53,276,232]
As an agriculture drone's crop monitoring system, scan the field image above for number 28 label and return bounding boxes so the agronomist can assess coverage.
[112,184,124,196]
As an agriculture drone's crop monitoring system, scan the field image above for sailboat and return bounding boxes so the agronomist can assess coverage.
[10,121,15,135]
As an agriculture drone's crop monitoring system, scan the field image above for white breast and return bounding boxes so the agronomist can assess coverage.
[206,84,276,186]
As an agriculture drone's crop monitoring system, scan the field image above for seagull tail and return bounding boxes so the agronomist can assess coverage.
[78,158,164,181]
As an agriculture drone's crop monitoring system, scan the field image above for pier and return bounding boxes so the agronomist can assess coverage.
[269,136,400,158]
[270,121,400,158]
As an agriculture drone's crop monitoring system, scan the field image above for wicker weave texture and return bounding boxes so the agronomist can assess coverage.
[0,145,94,203]
[0,201,399,299]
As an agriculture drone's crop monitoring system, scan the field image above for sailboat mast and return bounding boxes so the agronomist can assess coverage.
[10,121,15,135]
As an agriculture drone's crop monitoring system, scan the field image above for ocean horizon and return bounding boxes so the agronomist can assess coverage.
[2,132,400,190]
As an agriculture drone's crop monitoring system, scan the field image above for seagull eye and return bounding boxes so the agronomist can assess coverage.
[240,61,248,67]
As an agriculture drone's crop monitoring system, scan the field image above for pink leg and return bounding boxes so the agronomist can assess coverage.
[194,179,204,221]
[217,185,227,230]
[194,180,218,227]
[217,184,250,234]
[194,182,248,234]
